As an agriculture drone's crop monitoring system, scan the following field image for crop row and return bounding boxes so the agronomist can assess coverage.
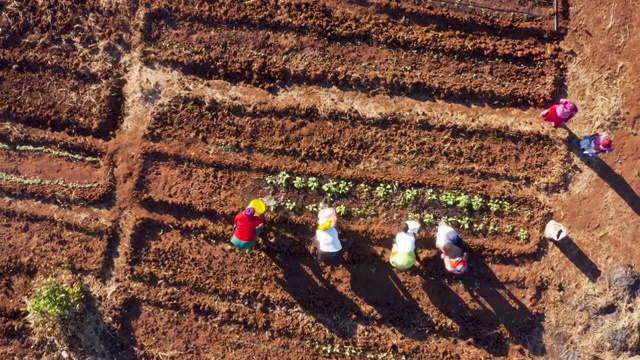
[141,12,556,106]
[143,1,554,64]
[0,59,125,139]
[0,141,99,163]
[263,171,535,241]
[146,97,567,195]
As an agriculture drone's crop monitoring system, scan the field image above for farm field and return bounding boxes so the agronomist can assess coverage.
[1,0,639,359]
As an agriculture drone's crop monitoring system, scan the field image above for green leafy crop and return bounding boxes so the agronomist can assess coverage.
[293,176,306,189]
[27,278,83,326]
[335,204,348,216]
[307,177,320,191]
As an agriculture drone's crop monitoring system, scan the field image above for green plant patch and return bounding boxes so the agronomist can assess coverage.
[27,278,83,326]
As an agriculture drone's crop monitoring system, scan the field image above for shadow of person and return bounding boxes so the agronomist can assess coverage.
[460,250,546,357]
[67,294,138,359]
[262,224,360,339]
[347,261,431,340]
[562,126,640,215]
[421,247,546,357]
[551,236,601,282]
[420,257,511,357]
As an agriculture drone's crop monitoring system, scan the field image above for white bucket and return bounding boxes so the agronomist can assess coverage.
[545,220,568,241]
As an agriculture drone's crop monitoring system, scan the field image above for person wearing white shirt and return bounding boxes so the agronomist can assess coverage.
[389,221,418,270]
[315,208,351,265]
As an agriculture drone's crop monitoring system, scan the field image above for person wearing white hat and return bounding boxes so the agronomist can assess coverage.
[436,221,468,275]
[315,207,350,265]
[389,221,419,270]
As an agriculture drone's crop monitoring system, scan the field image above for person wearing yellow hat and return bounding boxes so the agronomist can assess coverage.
[315,207,351,265]
[231,203,264,251]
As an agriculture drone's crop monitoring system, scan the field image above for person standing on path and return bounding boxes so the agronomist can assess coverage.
[540,99,579,127]
[389,221,419,270]
[578,132,614,157]
[436,221,468,275]
[231,202,264,251]
[315,207,352,266]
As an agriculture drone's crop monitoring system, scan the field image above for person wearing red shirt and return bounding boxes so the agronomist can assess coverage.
[540,99,579,127]
[231,206,263,250]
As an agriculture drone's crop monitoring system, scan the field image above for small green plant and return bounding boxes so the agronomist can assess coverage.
[307,177,320,191]
[427,188,438,201]
[500,199,514,213]
[322,180,339,194]
[473,217,490,232]
[277,171,291,187]
[337,180,353,195]
[375,183,396,199]
[489,222,499,235]
[265,175,277,185]
[268,200,281,212]
[423,213,435,224]
[504,224,514,234]
[440,215,454,225]
[335,204,348,216]
[27,278,83,326]
[439,191,457,206]
[407,213,419,221]
[293,176,306,189]
[488,199,501,212]
[471,195,484,211]
[458,216,472,230]
[359,183,372,199]
[305,203,319,213]
[518,229,530,241]
[456,194,471,209]
[395,187,419,205]
[285,199,297,211]
[322,344,341,354]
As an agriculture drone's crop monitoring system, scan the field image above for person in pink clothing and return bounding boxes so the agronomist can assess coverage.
[540,99,579,127]
[579,132,614,158]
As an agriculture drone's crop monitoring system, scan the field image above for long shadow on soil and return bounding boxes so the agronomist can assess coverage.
[266,255,361,338]
[264,224,433,341]
[421,249,546,357]
[552,236,601,282]
[346,261,431,340]
[63,293,137,359]
[563,127,640,215]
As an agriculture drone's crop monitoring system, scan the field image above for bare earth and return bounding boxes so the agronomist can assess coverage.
[0,0,638,359]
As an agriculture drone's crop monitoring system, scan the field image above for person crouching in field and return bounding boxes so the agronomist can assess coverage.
[315,207,351,266]
[389,221,418,270]
[579,132,614,158]
[436,221,468,275]
[231,206,264,251]
[540,99,578,127]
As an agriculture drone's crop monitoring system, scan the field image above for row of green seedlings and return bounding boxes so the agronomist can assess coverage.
[0,171,100,188]
[0,141,99,162]
[264,172,530,240]
[320,343,407,359]
[265,171,516,214]
[265,172,418,212]
[416,213,529,241]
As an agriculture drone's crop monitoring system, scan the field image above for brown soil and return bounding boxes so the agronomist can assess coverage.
[1,0,638,359]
